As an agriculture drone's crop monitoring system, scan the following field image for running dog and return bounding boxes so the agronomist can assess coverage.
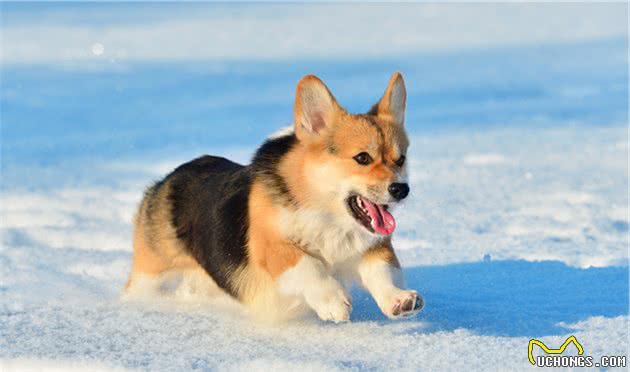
[125,72,423,322]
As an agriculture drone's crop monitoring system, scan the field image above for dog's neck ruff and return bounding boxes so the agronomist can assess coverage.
[278,206,381,265]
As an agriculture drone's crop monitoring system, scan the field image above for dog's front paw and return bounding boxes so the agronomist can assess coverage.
[308,284,352,323]
[381,289,423,319]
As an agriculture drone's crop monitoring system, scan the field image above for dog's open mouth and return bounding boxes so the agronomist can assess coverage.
[347,195,396,235]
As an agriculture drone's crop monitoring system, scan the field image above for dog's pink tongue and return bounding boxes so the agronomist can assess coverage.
[362,198,396,235]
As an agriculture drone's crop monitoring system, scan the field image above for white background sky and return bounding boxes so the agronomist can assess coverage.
[1,2,627,64]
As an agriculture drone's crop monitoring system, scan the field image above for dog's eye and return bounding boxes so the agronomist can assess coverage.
[395,155,406,167]
[353,152,373,165]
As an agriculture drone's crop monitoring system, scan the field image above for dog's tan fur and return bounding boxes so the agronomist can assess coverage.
[247,181,305,278]
[127,183,202,289]
[363,241,401,268]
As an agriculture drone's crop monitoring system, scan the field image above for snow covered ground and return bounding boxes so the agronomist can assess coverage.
[1,2,628,371]
[2,125,628,371]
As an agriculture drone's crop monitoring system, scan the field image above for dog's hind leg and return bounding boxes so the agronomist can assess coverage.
[124,215,172,295]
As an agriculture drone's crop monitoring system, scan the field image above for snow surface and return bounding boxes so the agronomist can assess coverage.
[3,3,626,64]
[1,125,628,371]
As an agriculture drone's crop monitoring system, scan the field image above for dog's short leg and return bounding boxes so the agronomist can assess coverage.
[358,244,423,319]
[277,255,351,323]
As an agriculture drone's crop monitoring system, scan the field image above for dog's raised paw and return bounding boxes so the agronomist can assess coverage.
[388,290,423,319]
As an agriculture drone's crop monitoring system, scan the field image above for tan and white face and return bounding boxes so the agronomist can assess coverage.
[292,73,410,237]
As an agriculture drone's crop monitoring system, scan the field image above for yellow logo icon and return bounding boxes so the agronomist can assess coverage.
[528,335,584,365]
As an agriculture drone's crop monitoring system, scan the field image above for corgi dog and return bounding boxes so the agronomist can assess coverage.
[125,72,423,322]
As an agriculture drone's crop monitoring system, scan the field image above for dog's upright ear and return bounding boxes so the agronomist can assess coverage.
[294,75,340,142]
[370,72,407,126]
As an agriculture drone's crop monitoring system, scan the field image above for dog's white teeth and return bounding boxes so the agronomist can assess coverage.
[356,197,367,213]
[354,196,371,215]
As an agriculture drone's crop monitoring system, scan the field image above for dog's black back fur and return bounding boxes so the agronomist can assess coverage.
[163,134,296,298]
[250,134,297,204]
[167,155,251,297]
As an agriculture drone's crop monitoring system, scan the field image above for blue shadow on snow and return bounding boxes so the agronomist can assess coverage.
[351,260,629,338]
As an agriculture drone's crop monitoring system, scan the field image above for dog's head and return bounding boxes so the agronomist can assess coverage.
[292,73,409,237]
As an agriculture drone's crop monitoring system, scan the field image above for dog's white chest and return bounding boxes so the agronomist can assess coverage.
[278,207,378,265]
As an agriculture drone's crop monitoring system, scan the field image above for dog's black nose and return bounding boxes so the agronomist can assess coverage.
[388,183,409,200]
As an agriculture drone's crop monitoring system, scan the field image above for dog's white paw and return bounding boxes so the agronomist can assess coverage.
[308,284,352,323]
[381,289,423,319]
